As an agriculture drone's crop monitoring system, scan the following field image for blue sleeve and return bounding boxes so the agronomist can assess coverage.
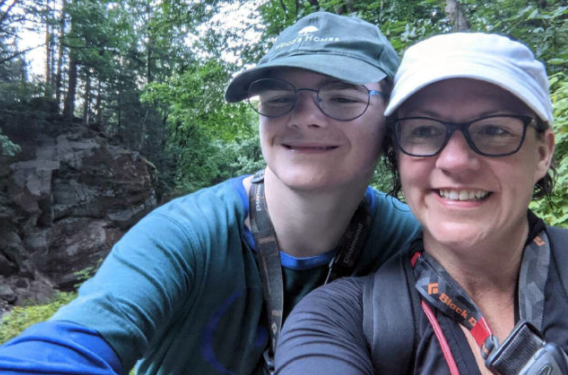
[275,278,373,375]
[49,208,199,371]
[0,320,122,374]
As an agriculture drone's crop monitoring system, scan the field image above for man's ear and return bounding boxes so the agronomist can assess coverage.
[534,128,555,183]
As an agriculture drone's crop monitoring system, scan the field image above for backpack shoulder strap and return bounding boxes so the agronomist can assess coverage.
[361,248,421,374]
[546,225,568,296]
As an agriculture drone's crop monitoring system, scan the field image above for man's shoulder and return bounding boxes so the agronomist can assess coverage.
[366,187,421,239]
[367,187,412,213]
[151,176,247,223]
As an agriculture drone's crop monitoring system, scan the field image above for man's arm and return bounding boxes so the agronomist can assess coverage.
[275,277,373,375]
[0,203,202,374]
[0,321,121,374]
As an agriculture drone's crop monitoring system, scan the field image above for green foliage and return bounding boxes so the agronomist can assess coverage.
[0,260,102,345]
[0,287,138,375]
[0,129,21,156]
[530,73,568,228]
[464,0,568,74]
[371,160,394,194]
[142,58,261,193]
[0,291,77,345]
[143,60,253,140]
[0,80,51,147]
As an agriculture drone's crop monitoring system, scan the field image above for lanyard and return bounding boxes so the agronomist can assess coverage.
[411,229,551,360]
[248,169,372,357]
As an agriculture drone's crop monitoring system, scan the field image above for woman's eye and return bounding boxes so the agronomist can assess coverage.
[477,125,510,137]
[411,126,441,138]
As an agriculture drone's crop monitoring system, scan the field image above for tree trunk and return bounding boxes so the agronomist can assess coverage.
[445,0,470,31]
[95,79,102,125]
[82,68,91,125]
[55,0,66,109]
[44,0,52,96]
[62,0,77,122]
[63,49,77,122]
[117,88,122,140]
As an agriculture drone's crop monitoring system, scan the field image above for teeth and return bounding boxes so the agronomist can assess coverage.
[439,189,489,201]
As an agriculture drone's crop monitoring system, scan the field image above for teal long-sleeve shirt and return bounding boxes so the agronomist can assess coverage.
[0,175,420,375]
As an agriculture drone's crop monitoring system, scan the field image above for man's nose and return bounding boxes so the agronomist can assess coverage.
[288,89,327,128]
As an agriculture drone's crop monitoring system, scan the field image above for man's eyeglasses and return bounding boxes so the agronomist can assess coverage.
[246,78,383,121]
[391,114,537,157]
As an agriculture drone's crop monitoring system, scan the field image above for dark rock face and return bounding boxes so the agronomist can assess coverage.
[0,120,157,312]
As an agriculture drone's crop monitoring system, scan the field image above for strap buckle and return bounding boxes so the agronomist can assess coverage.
[485,320,546,374]
[262,348,275,375]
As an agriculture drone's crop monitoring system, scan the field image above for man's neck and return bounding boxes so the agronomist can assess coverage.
[245,169,369,258]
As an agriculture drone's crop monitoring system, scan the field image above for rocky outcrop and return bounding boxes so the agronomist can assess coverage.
[0,117,157,314]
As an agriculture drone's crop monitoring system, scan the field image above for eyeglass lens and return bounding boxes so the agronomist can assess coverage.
[247,78,372,121]
[395,116,530,157]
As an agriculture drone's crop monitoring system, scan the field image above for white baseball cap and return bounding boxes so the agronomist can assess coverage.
[385,32,553,125]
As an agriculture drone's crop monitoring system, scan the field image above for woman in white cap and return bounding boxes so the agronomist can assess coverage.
[276,33,568,375]
[0,12,420,375]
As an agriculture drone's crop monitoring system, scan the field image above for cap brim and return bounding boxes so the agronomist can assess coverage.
[384,61,552,124]
[225,54,388,103]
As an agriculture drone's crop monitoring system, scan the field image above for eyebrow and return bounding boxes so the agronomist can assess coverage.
[402,108,517,119]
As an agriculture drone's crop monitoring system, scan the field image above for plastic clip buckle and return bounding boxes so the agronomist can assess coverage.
[485,320,545,374]
[263,348,275,375]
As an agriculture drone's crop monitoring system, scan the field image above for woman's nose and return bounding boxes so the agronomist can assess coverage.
[435,131,480,173]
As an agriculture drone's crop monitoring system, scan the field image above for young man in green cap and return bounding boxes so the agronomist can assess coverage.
[0,12,419,375]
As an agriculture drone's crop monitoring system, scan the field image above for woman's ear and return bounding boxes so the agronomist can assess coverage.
[534,128,555,182]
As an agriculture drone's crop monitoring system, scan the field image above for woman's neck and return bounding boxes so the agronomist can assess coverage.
[423,221,528,296]
[245,168,369,258]
[423,221,531,371]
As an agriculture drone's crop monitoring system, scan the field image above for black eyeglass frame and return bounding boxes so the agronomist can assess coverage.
[391,114,538,158]
[246,77,384,122]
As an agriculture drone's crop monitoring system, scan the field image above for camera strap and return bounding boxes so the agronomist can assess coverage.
[411,230,551,374]
[248,169,371,374]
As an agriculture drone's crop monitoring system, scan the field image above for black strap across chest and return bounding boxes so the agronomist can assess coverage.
[412,229,552,373]
[364,222,568,375]
[248,169,371,359]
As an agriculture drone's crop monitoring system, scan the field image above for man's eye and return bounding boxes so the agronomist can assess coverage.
[327,96,359,104]
[263,95,295,105]
[322,89,367,104]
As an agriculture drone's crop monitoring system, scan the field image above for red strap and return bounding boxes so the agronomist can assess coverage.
[410,251,421,267]
[421,300,461,375]
[412,251,494,347]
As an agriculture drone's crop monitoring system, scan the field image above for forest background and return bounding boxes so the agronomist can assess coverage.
[0,0,568,351]
[1,0,568,224]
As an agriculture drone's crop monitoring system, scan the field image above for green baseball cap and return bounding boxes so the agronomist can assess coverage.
[225,11,399,103]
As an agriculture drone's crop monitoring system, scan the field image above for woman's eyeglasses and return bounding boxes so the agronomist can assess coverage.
[391,115,537,157]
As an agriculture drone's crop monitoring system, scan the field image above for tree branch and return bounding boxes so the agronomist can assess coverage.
[0,0,20,27]
[0,44,44,65]
[279,0,288,15]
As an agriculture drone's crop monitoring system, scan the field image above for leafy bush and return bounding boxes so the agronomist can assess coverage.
[530,73,568,228]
